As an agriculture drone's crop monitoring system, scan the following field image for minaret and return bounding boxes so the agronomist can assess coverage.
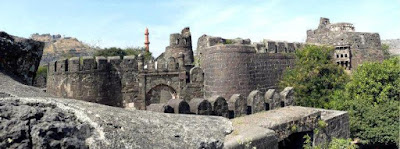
[144,27,150,52]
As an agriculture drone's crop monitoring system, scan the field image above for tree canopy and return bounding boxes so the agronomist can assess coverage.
[279,45,349,108]
[94,47,153,62]
[280,45,399,148]
[331,57,399,147]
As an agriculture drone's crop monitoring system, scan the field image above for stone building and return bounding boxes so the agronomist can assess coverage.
[46,27,303,112]
[306,17,384,70]
[197,35,302,100]
[47,28,202,110]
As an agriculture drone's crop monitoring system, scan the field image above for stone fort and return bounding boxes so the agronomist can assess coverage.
[307,17,384,70]
[0,18,363,148]
[46,17,383,116]
[46,27,304,114]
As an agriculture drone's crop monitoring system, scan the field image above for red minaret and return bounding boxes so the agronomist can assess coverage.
[144,27,150,52]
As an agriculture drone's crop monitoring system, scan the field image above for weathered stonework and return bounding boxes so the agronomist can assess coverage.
[198,35,299,100]
[0,31,45,85]
[47,28,203,110]
[306,17,384,70]
[224,106,350,149]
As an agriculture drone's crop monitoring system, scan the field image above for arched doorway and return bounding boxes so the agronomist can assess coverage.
[145,84,177,106]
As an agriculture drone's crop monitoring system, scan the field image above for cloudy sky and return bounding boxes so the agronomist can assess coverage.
[1,0,399,57]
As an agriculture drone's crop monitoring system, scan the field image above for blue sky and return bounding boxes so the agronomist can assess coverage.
[1,0,399,57]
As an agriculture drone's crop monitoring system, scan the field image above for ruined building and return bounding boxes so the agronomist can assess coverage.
[307,17,384,70]
[46,28,202,110]
[47,27,303,112]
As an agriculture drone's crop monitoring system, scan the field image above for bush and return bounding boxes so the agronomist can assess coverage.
[331,57,400,147]
[35,65,47,79]
[279,45,349,108]
[94,47,153,61]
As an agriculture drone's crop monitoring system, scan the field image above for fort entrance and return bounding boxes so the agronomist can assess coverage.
[145,84,177,106]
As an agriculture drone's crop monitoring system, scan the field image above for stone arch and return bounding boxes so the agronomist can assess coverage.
[145,84,177,106]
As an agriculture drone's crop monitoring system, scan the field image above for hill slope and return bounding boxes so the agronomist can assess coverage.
[31,33,98,65]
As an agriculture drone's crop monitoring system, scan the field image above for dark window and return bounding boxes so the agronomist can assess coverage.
[265,103,270,111]
[247,106,252,115]
[280,101,285,107]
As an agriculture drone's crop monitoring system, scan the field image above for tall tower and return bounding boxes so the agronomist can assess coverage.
[144,27,150,52]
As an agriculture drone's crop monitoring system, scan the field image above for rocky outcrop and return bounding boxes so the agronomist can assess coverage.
[0,31,45,85]
[0,71,233,148]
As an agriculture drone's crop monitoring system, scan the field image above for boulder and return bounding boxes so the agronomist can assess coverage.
[0,31,45,85]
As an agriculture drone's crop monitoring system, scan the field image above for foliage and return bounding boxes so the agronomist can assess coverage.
[303,135,358,149]
[381,43,391,59]
[35,65,47,79]
[328,138,358,149]
[94,47,127,58]
[193,55,201,67]
[224,39,234,44]
[330,57,400,147]
[318,120,327,129]
[94,47,153,61]
[279,45,349,108]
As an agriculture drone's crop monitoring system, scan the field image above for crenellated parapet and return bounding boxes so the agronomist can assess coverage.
[146,87,295,119]
[253,40,303,53]
[47,56,140,75]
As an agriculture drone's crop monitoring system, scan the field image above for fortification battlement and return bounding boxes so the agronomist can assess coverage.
[146,87,295,118]
[254,40,303,53]
[47,55,139,74]
[143,55,186,73]
[197,35,301,56]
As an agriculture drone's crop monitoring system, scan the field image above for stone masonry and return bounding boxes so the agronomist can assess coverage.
[307,17,384,70]
[47,28,203,110]
[197,35,302,100]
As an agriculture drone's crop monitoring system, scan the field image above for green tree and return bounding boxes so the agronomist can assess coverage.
[95,47,153,61]
[381,44,391,59]
[331,57,400,147]
[279,45,349,108]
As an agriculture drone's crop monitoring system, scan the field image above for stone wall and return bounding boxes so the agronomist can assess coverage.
[46,56,135,107]
[198,36,297,100]
[0,31,45,85]
[306,17,384,70]
[224,106,350,149]
[146,87,296,119]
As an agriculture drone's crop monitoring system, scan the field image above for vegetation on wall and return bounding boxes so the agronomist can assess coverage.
[280,45,399,148]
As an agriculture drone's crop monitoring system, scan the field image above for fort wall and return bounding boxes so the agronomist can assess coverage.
[47,56,139,107]
[198,35,297,100]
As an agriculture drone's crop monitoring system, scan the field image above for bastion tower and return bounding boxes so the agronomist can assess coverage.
[163,27,194,65]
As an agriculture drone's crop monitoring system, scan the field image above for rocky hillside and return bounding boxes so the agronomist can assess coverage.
[31,33,98,65]
[382,39,400,55]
